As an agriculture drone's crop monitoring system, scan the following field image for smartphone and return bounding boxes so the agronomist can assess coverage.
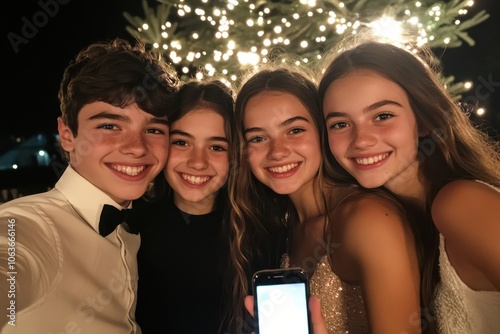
[252,268,312,334]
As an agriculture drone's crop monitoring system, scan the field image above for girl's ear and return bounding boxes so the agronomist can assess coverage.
[57,117,75,152]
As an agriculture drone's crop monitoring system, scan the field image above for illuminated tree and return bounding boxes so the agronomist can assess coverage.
[124,0,488,94]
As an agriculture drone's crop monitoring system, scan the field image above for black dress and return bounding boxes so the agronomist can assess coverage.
[134,193,229,334]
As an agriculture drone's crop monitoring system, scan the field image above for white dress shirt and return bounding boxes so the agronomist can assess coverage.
[0,165,141,333]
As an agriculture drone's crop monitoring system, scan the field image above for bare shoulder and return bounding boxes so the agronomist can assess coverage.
[433,180,500,289]
[432,180,500,235]
[332,193,419,293]
[434,179,499,207]
[335,194,412,252]
[338,194,406,229]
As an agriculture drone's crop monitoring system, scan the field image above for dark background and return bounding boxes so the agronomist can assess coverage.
[2,0,500,138]
[0,0,499,199]
[2,0,144,138]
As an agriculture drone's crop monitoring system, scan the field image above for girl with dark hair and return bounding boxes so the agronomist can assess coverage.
[134,79,236,334]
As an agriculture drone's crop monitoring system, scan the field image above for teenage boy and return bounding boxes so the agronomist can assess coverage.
[0,38,179,333]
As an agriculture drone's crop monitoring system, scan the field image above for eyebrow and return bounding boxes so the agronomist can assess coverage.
[87,112,168,126]
[244,116,310,135]
[325,99,403,121]
[150,117,169,126]
[170,129,229,143]
[88,112,127,121]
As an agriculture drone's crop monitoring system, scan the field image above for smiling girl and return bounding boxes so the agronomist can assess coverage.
[319,39,500,333]
[134,79,236,334]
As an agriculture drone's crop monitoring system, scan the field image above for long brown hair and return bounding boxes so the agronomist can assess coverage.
[225,64,325,333]
[318,38,500,332]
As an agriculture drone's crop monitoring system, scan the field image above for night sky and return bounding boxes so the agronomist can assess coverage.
[2,0,500,139]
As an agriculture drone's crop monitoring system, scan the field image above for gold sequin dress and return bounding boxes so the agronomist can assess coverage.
[281,254,369,333]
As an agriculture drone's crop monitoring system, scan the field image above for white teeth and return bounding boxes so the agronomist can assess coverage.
[355,153,389,166]
[112,165,146,176]
[182,173,210,185]
[268,163,299,173]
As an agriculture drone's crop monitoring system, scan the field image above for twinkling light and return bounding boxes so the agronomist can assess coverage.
[237,51,260,65]
[409,17,419,25]
[370,17,403,41]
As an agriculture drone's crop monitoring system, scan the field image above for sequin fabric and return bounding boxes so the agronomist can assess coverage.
[282,254,368,333]
[434,234,500,334]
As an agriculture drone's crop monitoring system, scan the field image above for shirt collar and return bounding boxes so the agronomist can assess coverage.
[55,165,127,234]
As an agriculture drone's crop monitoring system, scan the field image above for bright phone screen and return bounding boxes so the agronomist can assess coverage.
[256,282,309,334]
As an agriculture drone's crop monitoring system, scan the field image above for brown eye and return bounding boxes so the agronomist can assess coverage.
[247,136,264,143]
[172,140,188,146]
[330,122,348,129]
[289,128,304,135]
[375,113,394,121]
[97,124,118,130]
[211,145,227,152]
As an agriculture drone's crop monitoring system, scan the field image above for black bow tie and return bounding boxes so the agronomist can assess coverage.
[98,204,140,237]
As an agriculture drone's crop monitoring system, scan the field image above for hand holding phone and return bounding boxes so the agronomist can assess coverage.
[252,268,312,334]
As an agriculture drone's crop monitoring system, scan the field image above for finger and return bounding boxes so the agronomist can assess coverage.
[244,296,256,334]
[309,295,328,334]
[244,295,255,317]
